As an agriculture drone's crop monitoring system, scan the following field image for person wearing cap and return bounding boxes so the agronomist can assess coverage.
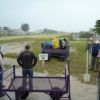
[17,44,37,89]
[0,46,5,97]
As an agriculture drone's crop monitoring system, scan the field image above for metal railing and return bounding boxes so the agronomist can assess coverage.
[98,71,100,100]
[0,65,15,84]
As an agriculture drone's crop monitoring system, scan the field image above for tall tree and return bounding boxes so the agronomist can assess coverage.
[21,23,30,32]
[94,20,100,34]
[79,31,90,38]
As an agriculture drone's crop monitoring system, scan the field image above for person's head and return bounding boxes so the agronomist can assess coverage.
[63,38,67,42]
[25,44,30,50]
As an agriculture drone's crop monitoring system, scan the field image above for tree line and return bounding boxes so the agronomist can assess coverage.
[0,20,100,36]
[0,23,29,32]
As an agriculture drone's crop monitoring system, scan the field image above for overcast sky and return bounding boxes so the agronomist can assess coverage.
[0,0,100,32]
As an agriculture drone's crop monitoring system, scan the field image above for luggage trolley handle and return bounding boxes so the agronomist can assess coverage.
[98,71,100,100]
[0,65,16,85]
[65,59,71,100]
[12,65,16,78]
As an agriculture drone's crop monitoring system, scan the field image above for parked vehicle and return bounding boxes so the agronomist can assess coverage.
[41,41,70,61]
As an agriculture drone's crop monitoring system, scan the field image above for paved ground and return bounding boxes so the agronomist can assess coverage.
[71,76,97,100]
[0,68,98,100]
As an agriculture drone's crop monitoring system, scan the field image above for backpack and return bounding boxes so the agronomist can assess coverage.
[44,41,52,49]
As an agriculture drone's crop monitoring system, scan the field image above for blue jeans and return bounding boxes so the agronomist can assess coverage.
[0,68,3,95]
[22,69,33,78]
[22,69,33,90]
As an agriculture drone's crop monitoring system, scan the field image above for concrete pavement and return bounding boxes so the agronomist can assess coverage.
[0,73,98,100]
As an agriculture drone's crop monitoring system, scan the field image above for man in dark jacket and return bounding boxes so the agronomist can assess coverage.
[17,44,37,89]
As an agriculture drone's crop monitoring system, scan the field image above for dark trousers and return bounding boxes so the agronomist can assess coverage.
[22,69,33,90]
[91,56,99,70]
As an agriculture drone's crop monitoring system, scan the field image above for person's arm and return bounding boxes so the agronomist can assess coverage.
[17,53,23,66]
[32,54,37,66]
[0,51,3,58]
[0,54,3,68]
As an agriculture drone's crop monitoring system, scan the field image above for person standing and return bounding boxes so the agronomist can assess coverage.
[17,44,37,89]
[52,36,60,49]
[0,46,5,97]
[91,40,100,71]
[62,38,69,49]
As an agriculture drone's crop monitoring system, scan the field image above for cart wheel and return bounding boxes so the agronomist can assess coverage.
[16,87,29,99]
[58,57,65,61]
[49,87,63,100]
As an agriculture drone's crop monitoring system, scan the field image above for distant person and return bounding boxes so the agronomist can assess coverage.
[17,44,37,89]
[0,46,5,97]
[52,36,60,49]
[59,38,69,49]
[62,38,69,49]
[91,40,100,71]
[44,41,52,49]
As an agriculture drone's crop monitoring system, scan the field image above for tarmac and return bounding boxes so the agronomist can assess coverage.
[0,68,98,100]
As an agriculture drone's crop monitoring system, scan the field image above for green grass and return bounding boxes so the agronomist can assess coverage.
[1,35,98,84]
[70,41,87,75]
[0,34,70,44]
[70,41,98,84]
[4,53,18,58]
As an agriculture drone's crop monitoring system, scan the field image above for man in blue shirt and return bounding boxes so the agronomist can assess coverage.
[91,40,100,71]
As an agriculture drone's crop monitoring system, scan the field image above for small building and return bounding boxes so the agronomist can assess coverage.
[71,33,80,40]
[0,28,24,35]
[9,29,24,35]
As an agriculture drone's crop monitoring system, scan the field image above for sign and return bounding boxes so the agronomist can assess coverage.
[39,54,48,60]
